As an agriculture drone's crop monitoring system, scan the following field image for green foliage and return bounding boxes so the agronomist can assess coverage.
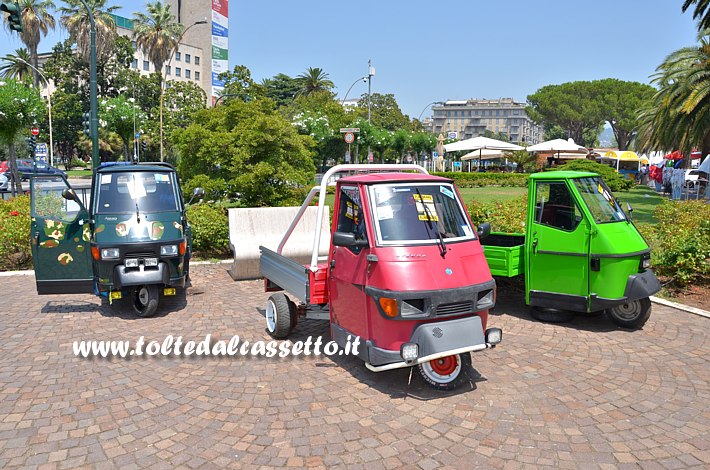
[433,172,529,188]
[0,196,32,270]
[0,78,46,142]
[182,174,228,202]
[466,195,528,234]
[262,73,301,108]
[173,99,315,207]
[527,81,603,147]
[185,203,230,257]
[354,92,411,131]
[218,65,267,103]
[636,29,710,161]
[642,200,710,286]
[595,79,654,150]
[99,95,145,159]
[552,160,633,192]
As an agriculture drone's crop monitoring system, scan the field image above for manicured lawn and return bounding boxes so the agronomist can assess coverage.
[66,169,92,177]
[458,186,527,204]
[614,185,665,225]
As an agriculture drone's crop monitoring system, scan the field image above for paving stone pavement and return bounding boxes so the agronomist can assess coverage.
[0,264,709,469]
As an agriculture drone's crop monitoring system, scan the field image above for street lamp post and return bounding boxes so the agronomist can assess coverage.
[16,58,54,168]
[79,0,99,171]
[160,19,207,162]
[340,76,367,105]
[417,101,441,122]
[367,60,375,161]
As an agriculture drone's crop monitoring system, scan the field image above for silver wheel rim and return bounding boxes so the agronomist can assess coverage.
[266,299,276,332]
[420,355,462,385]
[614,301,640,321]
[137,287,149,307]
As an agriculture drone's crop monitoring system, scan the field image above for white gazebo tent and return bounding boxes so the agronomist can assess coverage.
[443,136,523,171]
[526,138,588,164]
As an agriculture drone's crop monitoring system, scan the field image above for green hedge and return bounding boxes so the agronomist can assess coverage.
[186,203,231,258]
[638,200,710,287]
[466,195,527,234]
[432,172,529,188]
[0,196,32,271]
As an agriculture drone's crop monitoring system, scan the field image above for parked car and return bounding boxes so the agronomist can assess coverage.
[0,159,66,180]
[0,172,8,192]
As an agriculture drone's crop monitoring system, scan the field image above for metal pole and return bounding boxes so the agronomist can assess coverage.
[79,0,99,171]
[367,59,373,162]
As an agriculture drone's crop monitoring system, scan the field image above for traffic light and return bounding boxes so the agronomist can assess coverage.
[141,140,147,153]
[28,135,36,154]
[0,2,23,33]
[82,112,90,137]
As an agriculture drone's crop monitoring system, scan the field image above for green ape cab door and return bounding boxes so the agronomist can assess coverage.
[30,175,93,294]
[525,175,591,311]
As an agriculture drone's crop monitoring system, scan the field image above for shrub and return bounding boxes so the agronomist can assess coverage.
[433,172,528,188]
[643,200,710,286]
[0,196,32,270]
[183,174,229,203]
[552,160,633,192]
[467,195,527,233]
[186,203,230,258]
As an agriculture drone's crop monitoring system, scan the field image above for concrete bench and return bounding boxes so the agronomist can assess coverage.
[227,206,331,280]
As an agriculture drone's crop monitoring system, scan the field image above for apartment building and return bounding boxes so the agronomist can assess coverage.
[430,98,544,145]
[112,14,206,97]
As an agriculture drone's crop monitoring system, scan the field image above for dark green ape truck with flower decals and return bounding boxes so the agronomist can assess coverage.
[30,162,202,317]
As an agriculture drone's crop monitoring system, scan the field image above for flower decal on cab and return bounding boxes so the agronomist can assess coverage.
[44,220,65,241]
[150,222,165,240]
[116,223,128,237]
[57,253,74,265]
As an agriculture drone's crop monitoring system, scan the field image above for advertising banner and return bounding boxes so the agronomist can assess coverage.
[211,0,228,99]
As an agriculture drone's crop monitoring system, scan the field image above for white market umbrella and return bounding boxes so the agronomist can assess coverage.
[443,136,523,153]
[461,148,509,161]
[526,138,587,156]
[444,136,523,170]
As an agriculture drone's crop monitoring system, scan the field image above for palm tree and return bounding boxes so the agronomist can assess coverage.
[132,2,183,76]
[3,0,56,88]
[683,0,710,30]
[296,67,334,96]
[636,28,710,162]
[0,48,37,82]
[59,0,118,64]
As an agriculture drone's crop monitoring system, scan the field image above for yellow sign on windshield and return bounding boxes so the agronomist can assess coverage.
[413,194,439,222]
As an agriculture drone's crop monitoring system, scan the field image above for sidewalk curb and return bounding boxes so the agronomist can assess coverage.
[650,296,710,319]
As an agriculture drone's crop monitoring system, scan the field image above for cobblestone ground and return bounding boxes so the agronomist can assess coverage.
[0,264,709,469]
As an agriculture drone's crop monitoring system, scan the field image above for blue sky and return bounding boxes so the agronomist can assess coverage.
[0,0,701,118]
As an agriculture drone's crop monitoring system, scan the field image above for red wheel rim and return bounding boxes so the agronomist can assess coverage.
[429,356,458,376]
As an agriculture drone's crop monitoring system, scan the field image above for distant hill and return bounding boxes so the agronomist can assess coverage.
[599,125,614,147]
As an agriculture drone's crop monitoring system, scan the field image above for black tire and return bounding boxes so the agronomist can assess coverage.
[417,353,472,391]
[133,285,160,318]
[287,299,298,330]
[606,297,652,329]
[266,293,292,339]
[530,307,574,323]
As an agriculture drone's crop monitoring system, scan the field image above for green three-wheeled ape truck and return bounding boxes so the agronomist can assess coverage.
[30,162,202,317]
[481,171,661,329]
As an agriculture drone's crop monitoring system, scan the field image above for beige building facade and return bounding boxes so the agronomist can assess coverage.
[431,98,544,145]
[165,0,229,104]
[111,14,207,96]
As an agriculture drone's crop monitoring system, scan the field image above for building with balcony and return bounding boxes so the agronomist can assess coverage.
[431,98,544,145]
